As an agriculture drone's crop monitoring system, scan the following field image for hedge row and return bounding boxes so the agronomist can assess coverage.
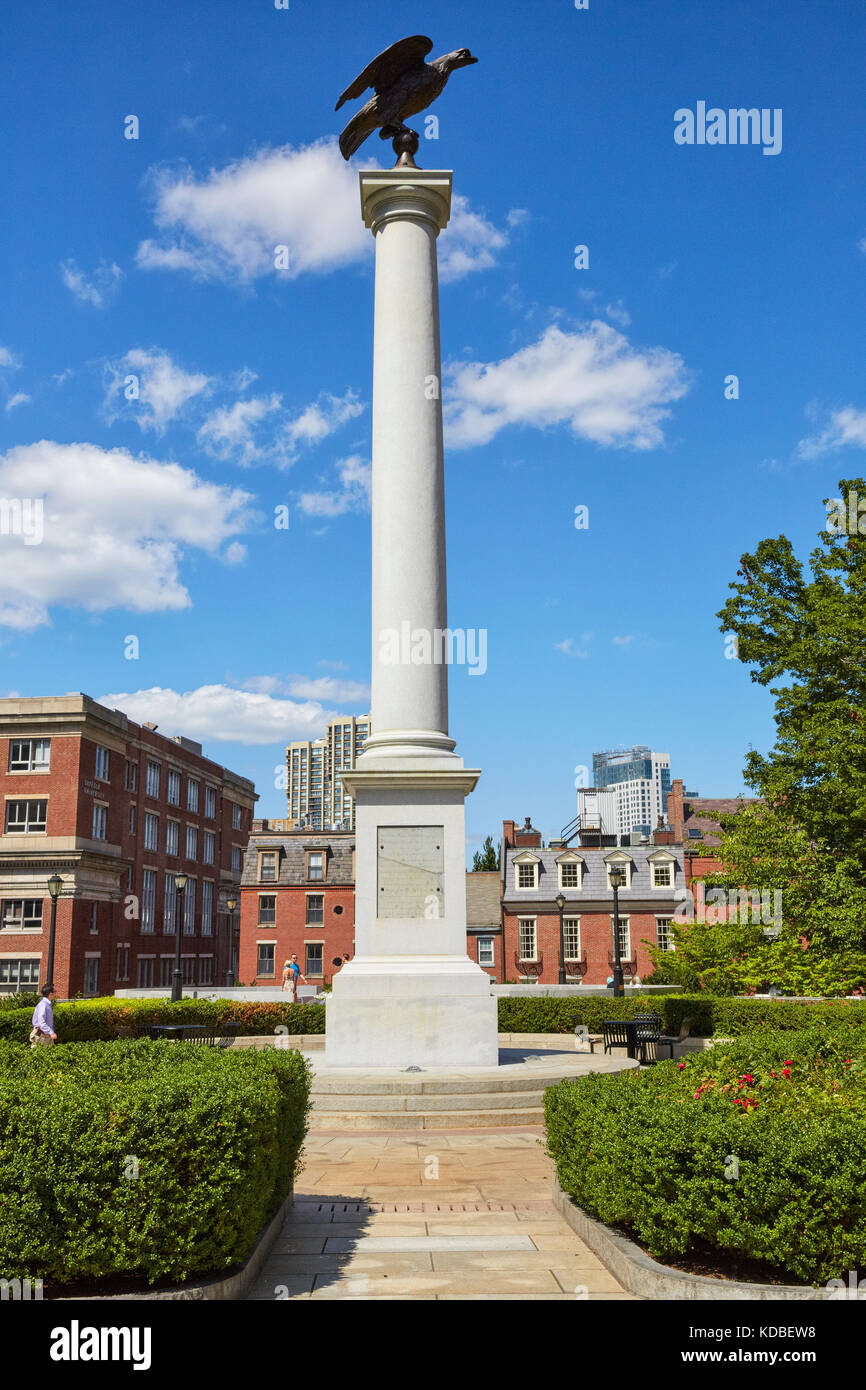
[545,1025,866,1285]
[2,992,863,1045]
[0,1039,312,1286]
[498,993,866,1037]
[0,996,326,1044]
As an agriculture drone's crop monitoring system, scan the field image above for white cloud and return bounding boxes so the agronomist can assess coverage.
[612,634,634,646]
[506,208,530,229]
[296,454,371,518]
[797,406,866,458]
[604,300,631,328]
[137,141,509,286]
[137,141,368,282]
[445,321,690,450]
[242,673,369,704]
[555,638,589,658]
[0,347,20,368]
[60,259,124,308]
[198,394,282,465]
[97,683,336,745]
[439,195,508,283]
[104,348,211,432]
[283,390,364,455]
[5,393,31,412]
[0,441,252,629]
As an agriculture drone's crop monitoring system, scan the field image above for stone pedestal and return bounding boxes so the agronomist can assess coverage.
[324,168,497,1069]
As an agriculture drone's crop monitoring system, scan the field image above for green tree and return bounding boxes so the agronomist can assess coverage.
[471,835,500,871]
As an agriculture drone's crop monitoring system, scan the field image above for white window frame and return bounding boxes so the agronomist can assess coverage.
[167,769,181,807]
[141,870,157,934]
[514,854,540,891]
[611,914,630,959]
[83,953,100,996]
[202,830,215,866]
[95,745,110,782]
[605,854,632,891]
[187,779,200,813]
[477,936,495,966]
[144,812,159,852]
[557,857,582,890]
[655,916,675,952]
[146,760,160,799]
[4,799,48,834]
[201,879,214,937]
[8,738,51,773]
[204,785,217,820]
[92,801,108,841]
[185,825,198,861]
[256,941,276,978]
[166,818,180,857]
[563,916,581,960]
[517,917,537,961]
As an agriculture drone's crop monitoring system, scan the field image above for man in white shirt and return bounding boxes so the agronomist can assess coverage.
[30,985,57,1046]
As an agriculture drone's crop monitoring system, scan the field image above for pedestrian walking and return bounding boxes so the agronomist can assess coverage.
[30,984,57,1047]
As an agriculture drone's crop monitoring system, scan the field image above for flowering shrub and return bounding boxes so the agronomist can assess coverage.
[545,1025,866,1284]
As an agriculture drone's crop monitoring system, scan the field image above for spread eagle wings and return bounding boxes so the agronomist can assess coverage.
[335,34,434,110]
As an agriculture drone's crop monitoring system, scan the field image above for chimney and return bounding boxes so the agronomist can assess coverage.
[502,819,517,849]
[143,721,159,731]
[514,816,541,848]
[667,779,685,841]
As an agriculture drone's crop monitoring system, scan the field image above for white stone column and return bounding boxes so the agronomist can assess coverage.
[362,170,454,761]
[324,167,498,1070]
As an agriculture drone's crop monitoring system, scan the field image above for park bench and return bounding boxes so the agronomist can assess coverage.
[657,1016,694,1059]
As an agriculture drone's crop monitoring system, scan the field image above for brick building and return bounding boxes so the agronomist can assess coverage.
[500,816,684,985]
[466,871,502,981]
[238,824,356,987]
[0,695,257,996]
[665,778,761,884]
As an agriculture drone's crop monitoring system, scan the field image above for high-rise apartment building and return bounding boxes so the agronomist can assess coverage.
[286,714,370,830]
[591,746,672,838]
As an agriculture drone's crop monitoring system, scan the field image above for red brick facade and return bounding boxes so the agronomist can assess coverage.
[0,695,256,997]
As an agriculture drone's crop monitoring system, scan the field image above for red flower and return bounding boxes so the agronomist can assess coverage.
[677,1061,686,1070]
[782,1068,792,1078]
[742,1073,755,1085]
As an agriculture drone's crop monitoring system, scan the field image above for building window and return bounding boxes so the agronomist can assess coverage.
[516,861,537,890]
[199,955,213,985]
[136,957,155,988]
[0,958,40,991]
[563,917,580,959]
[231,846,242,874]
[257,943,275,978]
[144,812,159,852]
[656,918,674,952]
[167,770,181,807]
[607,860,631,890]
[95,746,110,781]
[306,894,324,925]
[203,831,215,866]
[159,957,173,987]
[146,760,160,799]
[259,851,277,882]
[477,937,495,966]
[90,903,99,934]
[166,819,179,857]
[558,861,581,889]
[201,880,213,937]
[688,828,704,840]
[84,957,99,995]
[163,874,178,934]
[305,942,323,976]
[129,805,136,835]
[307,851,324,882]
[612,916,630,959]
[185,826,198,861]
[141,870,157,934]
[0,899,43,932]
[183,879,196,936]
[92,803,107,841]
[116,944,130,981]
[123,759,137,792]
[187,779,199,813]
[5,800,47,833]
[652,863,673,888]
[258,895,276,925]
[517,918,537,960]
[179,956,193,985]
[205,786,216,820]
[232,803,242,831]
[8,738,50,772]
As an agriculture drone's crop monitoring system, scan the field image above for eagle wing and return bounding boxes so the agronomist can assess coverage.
[335,35,434,110]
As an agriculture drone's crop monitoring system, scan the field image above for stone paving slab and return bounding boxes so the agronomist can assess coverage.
[248,1128,633,1301]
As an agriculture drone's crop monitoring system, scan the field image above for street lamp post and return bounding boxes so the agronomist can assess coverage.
[554,891,567,986]
[225,895,238,988]
[171,873,187,1003]
[45,873,63,990]
[609,865,626,999]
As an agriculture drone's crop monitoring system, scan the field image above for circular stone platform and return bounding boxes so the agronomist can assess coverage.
[304,1045,637,1130]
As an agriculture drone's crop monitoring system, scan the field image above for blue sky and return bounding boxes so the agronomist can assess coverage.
[1,0,865,854]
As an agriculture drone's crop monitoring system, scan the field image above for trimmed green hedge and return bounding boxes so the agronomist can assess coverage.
[545,1025,866,1285]
[0,996,327,1044]
[498,993,866,1037]
[0,1039,312,1286]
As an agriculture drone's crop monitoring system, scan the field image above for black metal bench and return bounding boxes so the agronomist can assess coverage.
[602,1019,632,1054]
[632,1014,664,1065]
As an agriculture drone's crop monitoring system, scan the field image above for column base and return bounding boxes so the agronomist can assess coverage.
[325,958,498,1069]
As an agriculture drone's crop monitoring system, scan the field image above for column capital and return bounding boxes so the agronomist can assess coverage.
[359,169,453,236]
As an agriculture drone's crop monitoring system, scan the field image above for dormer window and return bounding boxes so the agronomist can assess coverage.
[513,851,540,891]
[259,851,277,883]
[648,848,676,889]
[604,853,632,890]
[555,851,583,891]
[306,850,325,882]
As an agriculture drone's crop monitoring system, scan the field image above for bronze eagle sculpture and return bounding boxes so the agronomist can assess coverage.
[336,34,478,161]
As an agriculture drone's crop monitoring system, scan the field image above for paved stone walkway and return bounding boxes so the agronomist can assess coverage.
[248,1129,634,1300]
